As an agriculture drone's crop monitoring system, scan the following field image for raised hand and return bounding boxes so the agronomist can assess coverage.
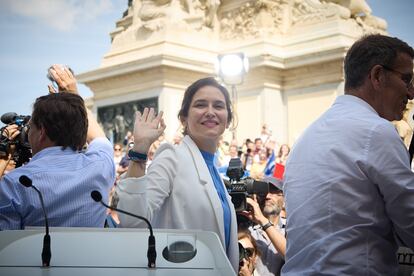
[245,196,268,226]
[48,64,78,93]
[132,107,166,154]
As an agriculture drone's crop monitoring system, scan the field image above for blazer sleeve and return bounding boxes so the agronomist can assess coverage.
[116,143,178,228]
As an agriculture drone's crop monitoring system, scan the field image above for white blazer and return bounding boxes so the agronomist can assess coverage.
[116,135,238,272]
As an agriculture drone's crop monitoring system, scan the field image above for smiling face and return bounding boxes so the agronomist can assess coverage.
[181,85,229,152]
[378,53,414,121]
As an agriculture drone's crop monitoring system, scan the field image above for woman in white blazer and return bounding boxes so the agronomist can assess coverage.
[116,77,238,272]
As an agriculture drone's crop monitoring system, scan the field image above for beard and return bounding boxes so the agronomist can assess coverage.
[263,204,282,217]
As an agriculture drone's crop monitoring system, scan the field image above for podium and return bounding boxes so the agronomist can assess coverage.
[0,228,236,276]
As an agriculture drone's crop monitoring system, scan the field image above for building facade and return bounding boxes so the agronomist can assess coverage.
[77,0,388,145]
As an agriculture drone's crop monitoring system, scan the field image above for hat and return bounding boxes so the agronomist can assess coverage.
[263,176,283,191]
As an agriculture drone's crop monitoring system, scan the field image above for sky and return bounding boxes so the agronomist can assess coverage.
[0,0,413,125]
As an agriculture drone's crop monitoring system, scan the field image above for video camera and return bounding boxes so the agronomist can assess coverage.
[226,158,268,212]
[0,112,32,167]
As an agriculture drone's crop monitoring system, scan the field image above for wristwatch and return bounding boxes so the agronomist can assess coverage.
[128,149,148,163]
[261,220,274,231]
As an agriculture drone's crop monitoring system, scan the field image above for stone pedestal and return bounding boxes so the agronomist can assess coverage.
[77,0,387,145]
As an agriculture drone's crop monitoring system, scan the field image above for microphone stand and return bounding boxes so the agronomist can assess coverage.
[19,176,51,267]
[91,191,156,268]
[31,185,51,267]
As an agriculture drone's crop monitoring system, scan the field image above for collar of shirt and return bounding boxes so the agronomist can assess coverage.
[30,146,78,162]
[335,94,379,116]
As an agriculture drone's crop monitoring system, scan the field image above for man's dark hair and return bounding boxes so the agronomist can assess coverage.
[254,138,262,143]
[32,93,88,151]
[344,34,414,91]
[178,77,233,135]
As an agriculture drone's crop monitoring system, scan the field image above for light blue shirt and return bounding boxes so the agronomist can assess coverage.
[0,137,115,230]
[200,150,231,253]
[283,95,414,275]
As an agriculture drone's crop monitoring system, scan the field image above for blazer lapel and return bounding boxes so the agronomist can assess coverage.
[182,136,226,243]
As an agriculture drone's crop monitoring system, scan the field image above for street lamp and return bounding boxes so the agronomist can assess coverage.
[215,53,249,139]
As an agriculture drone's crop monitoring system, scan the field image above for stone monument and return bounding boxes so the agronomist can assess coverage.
[77,0,389,145]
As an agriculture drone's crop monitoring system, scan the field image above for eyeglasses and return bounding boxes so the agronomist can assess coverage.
[238,242,255,261]
[381,65,414,89]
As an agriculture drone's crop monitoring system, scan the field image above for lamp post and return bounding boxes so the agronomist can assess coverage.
[215,53,249,140]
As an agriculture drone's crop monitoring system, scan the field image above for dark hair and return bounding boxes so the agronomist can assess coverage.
[237,231,261,258]
[32,93,88,151]
[178,77,233,134]
[344,34,414,91]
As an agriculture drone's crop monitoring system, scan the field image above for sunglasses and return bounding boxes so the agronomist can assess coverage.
[238,242,255,262]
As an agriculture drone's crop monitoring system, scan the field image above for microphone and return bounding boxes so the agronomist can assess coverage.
[19,175,51,267]
[91,190,156,268]
[1,112,18,124]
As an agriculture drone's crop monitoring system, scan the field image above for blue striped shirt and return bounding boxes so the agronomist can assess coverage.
[0,137,115,230]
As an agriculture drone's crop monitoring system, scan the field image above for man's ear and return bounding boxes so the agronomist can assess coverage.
[38,126,48,143]
[369,64,385,90]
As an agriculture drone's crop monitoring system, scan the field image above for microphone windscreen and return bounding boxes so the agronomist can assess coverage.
[91,190,102,202]
[1,112,17,124]
[19,175,32,187]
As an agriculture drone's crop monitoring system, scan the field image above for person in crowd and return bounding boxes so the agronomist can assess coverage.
[217,137,230,166]
[0,64,115,229]
[272,144,290,180]
[218,144,241,178]
[243,194,286,261]
[115,77,239,272]
[123,130,133,147]
[238,231,260,276]
[263,137,278,177]
[275,144,289,166]
[253,138,263,163]
[250,177,286,276]
[0,126,19,177]
[260,124,271,144]
[250,149,268,180]
[113,143,124,177]
[242,139,255,173]
[105,186,120,228]
[283,34,414,275]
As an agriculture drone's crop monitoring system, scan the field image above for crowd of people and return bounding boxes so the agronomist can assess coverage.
[0,34,414,276]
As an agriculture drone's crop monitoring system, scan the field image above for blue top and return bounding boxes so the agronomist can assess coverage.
[0,137,115,230]
[200,150,231,252]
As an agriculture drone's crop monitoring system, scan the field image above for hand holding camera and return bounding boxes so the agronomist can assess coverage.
[0,113,31,167]
[47,64,77,94]
[0,124,20,159]
[243,196,268,226]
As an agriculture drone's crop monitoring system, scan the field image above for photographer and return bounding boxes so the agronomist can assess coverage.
[248,177,286,276]
[0,64,115,230]
[0,124,20,177]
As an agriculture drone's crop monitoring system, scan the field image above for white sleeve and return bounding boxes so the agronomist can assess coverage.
[365,122,414,249]
[116,144,178,228]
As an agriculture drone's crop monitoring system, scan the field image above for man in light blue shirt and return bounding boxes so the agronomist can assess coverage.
[283,35,414,275]
[0,65,115,229]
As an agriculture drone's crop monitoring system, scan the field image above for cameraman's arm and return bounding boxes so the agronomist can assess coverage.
[49,64,105,143]
[0,158,10,177]
[246,197,286,257]
[0,125,19,177]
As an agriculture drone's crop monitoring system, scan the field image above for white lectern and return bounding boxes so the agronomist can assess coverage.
[0,228,236,276]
